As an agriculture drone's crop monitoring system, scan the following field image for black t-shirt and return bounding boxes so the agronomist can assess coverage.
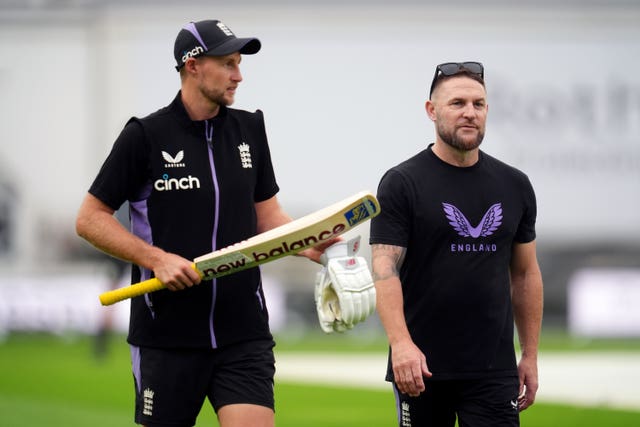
[89,92,279,349]
[370,145,536,380]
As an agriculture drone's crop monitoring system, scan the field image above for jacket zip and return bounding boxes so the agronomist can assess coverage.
[205,119,220,348]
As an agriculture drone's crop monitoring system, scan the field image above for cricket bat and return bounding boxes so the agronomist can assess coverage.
[99,191,380,306]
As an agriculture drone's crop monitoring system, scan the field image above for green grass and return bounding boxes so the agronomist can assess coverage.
[274,328,640,353]
[0,333,639,426]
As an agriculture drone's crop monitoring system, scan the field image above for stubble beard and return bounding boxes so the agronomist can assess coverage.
[200,84,234,108]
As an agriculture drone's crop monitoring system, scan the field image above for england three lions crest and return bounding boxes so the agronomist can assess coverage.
[238,142,252,168]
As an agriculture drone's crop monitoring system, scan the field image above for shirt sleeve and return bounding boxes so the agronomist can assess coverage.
[88,119,151,211]
[250,109,280,203]
[369,168,412,248]
[514,174,537,243]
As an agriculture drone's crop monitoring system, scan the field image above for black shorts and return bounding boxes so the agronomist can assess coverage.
[131,339,276,427]
[393,376,520,427]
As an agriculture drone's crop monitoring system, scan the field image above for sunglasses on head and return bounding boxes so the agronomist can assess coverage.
[429,61,484,97]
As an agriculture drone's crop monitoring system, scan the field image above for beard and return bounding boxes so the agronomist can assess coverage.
[199,84,234,107]
[437,122,485,151]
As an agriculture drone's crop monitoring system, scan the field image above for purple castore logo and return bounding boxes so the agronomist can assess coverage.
[442,202,503,238]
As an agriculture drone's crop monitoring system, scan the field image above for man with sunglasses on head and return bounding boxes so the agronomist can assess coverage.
[370,62,543,426]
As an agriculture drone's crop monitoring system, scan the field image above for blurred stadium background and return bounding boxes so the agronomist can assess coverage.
[0,0,639,424]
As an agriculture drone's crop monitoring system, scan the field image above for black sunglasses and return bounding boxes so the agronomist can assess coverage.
[429,61,484,97]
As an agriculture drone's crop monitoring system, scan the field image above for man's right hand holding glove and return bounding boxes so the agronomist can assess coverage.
[314,236,376,333]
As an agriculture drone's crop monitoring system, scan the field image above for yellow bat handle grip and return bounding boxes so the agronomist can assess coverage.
[98,264,201,306]
[99,277,165,306]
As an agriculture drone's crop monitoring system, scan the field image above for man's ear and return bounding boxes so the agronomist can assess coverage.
[184,57,198,74]
[425,100,437,122]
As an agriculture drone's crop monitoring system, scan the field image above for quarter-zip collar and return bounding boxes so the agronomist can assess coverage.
[169,91,229,133]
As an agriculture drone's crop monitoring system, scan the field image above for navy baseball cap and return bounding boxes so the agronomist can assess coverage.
[174,20,261,71]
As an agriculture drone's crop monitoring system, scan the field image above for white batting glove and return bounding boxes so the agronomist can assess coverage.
[314,236,376,333]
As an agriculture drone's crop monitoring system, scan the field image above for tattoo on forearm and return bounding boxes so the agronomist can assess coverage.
[371,244,407,281]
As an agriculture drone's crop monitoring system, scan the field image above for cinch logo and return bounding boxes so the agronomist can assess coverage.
[154,174,201,192]
[181,46,204,64]
[162,150,185,168]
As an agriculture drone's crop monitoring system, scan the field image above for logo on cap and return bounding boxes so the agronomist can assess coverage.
[174,19,260,71]
[181,46,205,64]
[217,22,234,36]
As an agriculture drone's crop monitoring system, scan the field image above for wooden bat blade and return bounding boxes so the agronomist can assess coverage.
[98,191,379,306]
[194,191,379,278]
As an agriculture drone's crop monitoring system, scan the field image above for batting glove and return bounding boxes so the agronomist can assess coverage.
[314,236,376,333]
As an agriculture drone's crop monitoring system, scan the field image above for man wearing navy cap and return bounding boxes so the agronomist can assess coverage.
[77,20,328,427]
